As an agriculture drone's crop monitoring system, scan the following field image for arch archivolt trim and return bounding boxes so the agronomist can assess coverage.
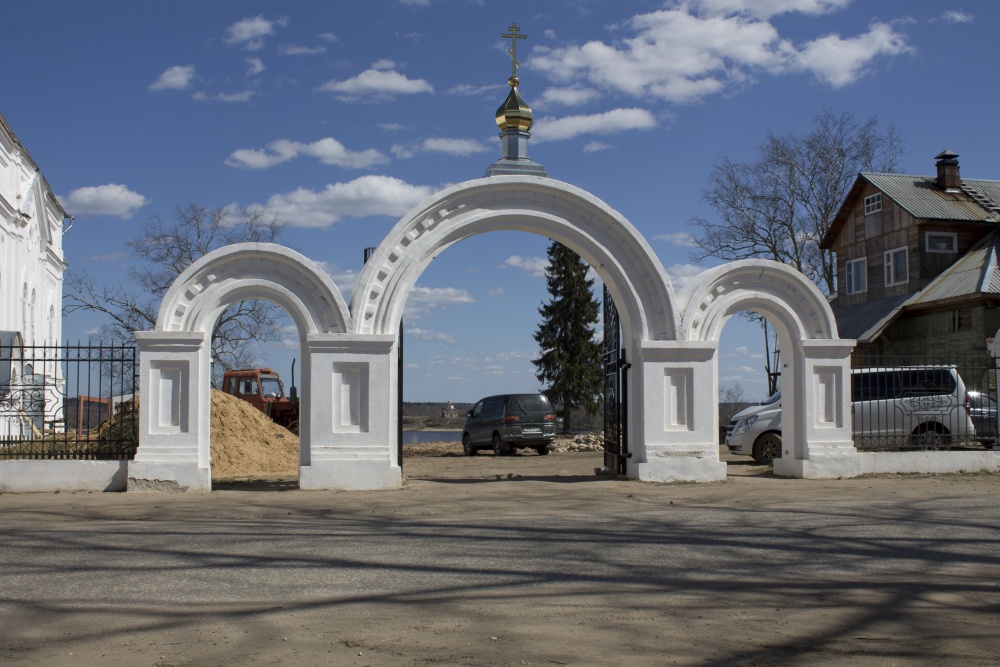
[677,260,838,342]
[155,243,350,335]
[350,176,678,342]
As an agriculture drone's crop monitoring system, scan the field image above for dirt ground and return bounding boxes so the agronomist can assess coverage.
[1,448,998,667]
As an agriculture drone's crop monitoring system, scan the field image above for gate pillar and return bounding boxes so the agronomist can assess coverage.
[773,339,860,479]
[129,331,211,492]
[298,333,402,490]
[630,340,727,483]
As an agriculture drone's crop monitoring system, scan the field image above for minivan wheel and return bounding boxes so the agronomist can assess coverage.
[537,444,550,456]
[493,435,506,456]
[462,434,475,456]
[752,432,782,465]
[912,423,950,449]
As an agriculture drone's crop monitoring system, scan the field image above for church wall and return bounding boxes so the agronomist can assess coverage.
[0,113,67,346]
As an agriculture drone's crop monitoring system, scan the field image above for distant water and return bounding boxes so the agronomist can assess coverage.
[402,430,461,444]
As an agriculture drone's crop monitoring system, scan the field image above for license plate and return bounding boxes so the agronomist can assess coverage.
[523,428,541,434]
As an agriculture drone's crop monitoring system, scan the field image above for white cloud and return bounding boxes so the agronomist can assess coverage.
[733,345,749,355]
[224,15,286,50]
[192,90,255,103]
[654,231,698,247]
[319,32,338,42]
[938,10,973,24]
[691,0,850,19]
[60,184,150,219]
[665,263,704,290]
[245,57,265,76]
[317,63,433,101]
[488,288,505,296]
[448,82,505,96]
[404,286,475,320]
[538,85,601,107]
[226,137,389,170]
[794,22,912,88]
[406,328,456,344]
[529,4,910,102]
[502,255,548,278]
[83,252,126,262]
[534,108,657,142]
[393,137,492,159]
[253,175,434,228]
[278,44,327,56]
[583,141,611,152]
[379,122,407,132]
[149,65,196,91]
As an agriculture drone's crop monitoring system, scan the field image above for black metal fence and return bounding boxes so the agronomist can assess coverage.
[0,342,138,460]
[850,352,998,451]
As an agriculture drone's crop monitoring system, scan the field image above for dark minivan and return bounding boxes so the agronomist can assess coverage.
[462,393,557,456]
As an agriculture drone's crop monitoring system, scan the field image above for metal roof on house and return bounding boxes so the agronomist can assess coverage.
[831,230,1000,342]
[821,172,1000,249]
[863,173,1000,222]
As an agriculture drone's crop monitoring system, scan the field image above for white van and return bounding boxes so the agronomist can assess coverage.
[726,366,977,464]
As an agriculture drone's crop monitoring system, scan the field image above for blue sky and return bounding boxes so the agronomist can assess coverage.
[2,0,993,403]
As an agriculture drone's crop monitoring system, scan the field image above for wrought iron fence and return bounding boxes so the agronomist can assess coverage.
[850,352,998,451]
[0,342,138,460]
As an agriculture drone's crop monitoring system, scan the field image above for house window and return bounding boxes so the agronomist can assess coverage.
[864,193,882,215]
[884,247,908,286]
[846,258,867,295]
[926,232,957,253]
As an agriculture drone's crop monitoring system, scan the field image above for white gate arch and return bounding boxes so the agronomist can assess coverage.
[129,243,353,492]
[125,178,859,493]
[351,176,678,346]
[677,260,861,478]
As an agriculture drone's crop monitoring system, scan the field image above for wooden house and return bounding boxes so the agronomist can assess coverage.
[821,151,1000,359]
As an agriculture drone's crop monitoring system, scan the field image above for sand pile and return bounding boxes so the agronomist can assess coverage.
[210,389,298,481]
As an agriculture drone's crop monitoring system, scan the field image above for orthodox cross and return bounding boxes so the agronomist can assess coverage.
[502,23,526,80]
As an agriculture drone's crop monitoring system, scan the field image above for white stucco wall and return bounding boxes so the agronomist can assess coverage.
[860,450,1000,475]
[0,460,128,492]
[0,113,67,346]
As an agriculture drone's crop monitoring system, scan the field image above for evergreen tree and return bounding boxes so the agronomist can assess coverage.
[532,242,603,432]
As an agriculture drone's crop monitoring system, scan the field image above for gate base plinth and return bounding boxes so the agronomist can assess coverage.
[299,461,402,491]
[773,448,861,479]
[127,461,211,493]
[633,457,727,483]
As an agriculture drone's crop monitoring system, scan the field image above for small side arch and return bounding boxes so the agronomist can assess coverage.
[156,243,351,336]
[677,260,838,343]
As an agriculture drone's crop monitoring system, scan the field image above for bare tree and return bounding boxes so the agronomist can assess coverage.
[691,109,905,294]
[65,204,287,384]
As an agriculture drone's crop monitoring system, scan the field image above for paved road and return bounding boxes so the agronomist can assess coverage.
[1,452,998,666]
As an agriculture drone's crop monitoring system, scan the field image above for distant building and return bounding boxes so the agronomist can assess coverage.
[822,151,1000,360]
[441,402,461,419]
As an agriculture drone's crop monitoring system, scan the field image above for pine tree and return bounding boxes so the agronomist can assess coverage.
[532,242,603,432]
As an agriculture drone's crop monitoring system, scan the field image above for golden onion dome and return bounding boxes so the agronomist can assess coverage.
[495,75,533,132]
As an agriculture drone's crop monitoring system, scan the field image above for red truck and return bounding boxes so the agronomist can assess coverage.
[221,365,300,434]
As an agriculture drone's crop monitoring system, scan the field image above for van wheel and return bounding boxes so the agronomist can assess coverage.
[462,434,475,456]
[493,435,507,456]
[912,423,950,449]
[537,444,550,456]
[752,432,782,465]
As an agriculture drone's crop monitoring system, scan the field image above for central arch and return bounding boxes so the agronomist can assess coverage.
[351,176,678,345]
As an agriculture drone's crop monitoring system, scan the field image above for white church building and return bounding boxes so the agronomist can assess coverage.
[0,111,68,438]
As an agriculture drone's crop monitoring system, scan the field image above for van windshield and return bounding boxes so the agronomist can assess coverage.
[761,391,781,406]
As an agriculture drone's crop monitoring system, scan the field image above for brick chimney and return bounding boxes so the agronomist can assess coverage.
[935,150,961,191]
